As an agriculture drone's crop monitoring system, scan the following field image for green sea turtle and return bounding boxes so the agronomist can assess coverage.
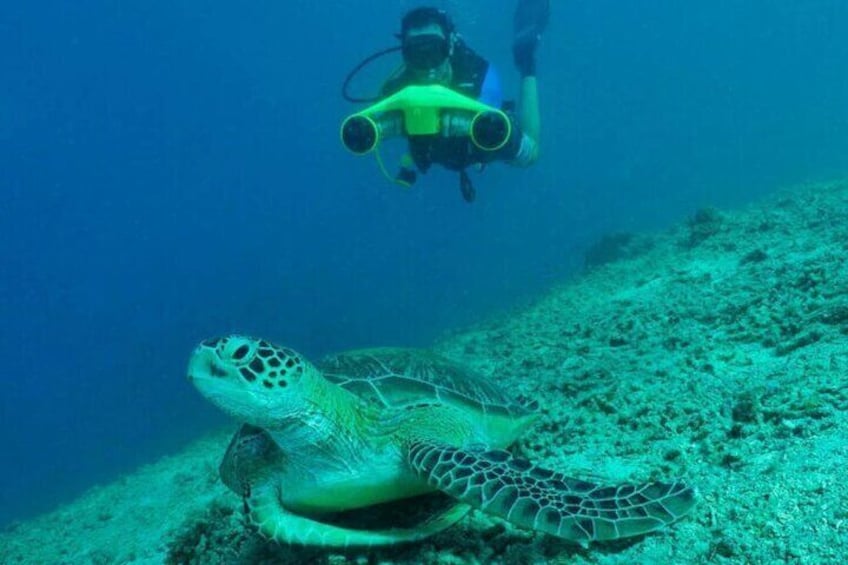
[188,335,696,547]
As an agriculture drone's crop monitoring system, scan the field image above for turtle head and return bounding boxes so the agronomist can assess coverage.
[188,335,318,428]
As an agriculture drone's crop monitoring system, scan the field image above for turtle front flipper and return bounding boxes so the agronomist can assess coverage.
[245,485,470,547]
[222,425,470,547]
[408,442,696,545]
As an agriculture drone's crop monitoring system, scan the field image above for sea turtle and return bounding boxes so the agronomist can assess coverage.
[188,335,696,547]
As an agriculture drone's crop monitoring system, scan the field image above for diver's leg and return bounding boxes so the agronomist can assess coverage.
[512,0,548,164]
[518,76,540,161]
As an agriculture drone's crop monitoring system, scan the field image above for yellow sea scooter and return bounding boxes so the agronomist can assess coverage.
[340,84,512,185]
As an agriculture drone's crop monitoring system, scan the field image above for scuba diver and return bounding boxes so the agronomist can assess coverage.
[341,1,549,202]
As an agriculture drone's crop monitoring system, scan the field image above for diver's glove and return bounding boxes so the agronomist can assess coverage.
[513,0,550,77]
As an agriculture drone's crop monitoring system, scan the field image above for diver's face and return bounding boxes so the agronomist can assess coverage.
[403,23,452,82]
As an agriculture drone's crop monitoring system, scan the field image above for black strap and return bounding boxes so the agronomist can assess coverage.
[459,170,476,203]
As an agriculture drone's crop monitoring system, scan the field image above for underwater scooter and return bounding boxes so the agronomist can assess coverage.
[340,84,512,156]
[338,47,512,193]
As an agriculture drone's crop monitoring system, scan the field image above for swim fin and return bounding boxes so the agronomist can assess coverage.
[514,0,550,45]
[513,0,549,76]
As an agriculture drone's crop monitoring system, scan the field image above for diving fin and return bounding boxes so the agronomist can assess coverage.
[514,0,550,45]
[513,0,550,76]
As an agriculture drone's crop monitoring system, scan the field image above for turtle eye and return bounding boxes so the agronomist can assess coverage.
[218,337,257,367]
[233,345,250,360]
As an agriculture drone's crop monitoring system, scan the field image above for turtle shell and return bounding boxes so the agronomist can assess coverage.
[317,348,538,419]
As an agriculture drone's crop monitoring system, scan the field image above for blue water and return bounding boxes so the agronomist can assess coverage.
[1,1,846,527]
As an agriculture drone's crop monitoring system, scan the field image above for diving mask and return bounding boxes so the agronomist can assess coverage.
[402,34,450,71]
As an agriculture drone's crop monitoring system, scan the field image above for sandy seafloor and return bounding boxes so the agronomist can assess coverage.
[3,180,847,564]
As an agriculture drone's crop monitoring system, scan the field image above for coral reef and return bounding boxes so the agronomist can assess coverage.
[2,179,846,564]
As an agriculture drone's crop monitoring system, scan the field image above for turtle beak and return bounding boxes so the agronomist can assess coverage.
[187,344,227,383]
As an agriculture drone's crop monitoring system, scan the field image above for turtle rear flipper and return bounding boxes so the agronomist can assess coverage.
[409,442,696,545]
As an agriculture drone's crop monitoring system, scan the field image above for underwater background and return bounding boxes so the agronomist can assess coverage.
[1,0,846,529]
